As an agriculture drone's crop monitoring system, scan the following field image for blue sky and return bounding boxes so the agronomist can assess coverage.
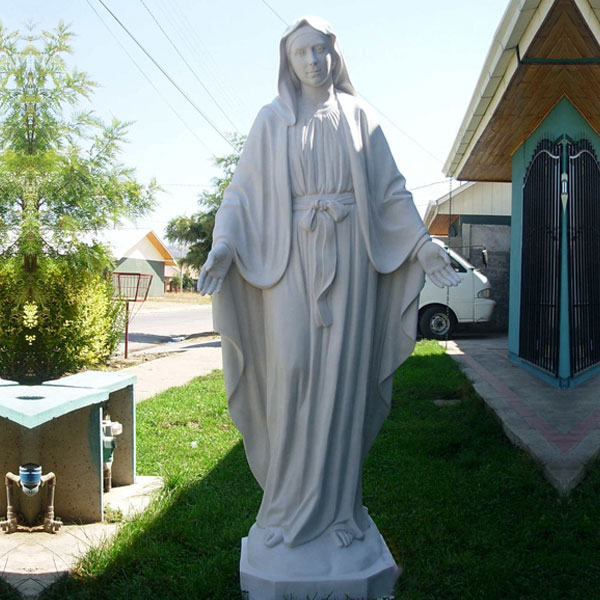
[1,0,509,237]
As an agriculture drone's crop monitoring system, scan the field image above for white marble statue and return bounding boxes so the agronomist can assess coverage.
[199,16,459,598]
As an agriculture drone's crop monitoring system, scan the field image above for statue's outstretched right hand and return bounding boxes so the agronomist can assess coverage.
[197,242,233,295]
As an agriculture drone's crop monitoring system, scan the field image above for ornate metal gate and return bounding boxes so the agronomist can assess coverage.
[567,140,600,376]
[519,140,562,375]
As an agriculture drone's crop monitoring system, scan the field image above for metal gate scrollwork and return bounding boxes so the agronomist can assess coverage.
[568,140,600,376]
[519,140,562,375]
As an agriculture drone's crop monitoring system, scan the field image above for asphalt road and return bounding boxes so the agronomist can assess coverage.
[124,304,215,352]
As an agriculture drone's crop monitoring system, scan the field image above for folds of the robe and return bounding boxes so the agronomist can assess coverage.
[212,92,428,544]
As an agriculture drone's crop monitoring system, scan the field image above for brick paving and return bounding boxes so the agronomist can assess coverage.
[446,334,600,494]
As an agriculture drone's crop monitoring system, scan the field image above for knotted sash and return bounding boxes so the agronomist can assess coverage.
[293,192,355,327]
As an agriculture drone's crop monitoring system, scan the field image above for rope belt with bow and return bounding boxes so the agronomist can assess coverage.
[293,192,355,328]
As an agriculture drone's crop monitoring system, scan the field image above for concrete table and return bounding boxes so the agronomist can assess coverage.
[44,371,137,488]
[0,371,137,525]
[0,385,108,523]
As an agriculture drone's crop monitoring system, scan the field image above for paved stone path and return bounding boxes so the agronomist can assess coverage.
[446,334,600,494]
[0,477,162,598]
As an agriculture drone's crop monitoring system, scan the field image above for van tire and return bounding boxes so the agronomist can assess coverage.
[419,306,457,340]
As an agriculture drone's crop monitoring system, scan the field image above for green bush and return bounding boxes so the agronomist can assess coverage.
[182,272,195,290]
[0,257,125,383]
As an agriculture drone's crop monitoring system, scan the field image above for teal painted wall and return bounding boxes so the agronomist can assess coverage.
[509,97,600,384]
[115,258,165,297]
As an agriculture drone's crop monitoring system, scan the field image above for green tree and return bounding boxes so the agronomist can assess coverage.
[170,273,181,291]
[165,134,244,270]
[0,23,156,263]
[182,271,194,290]
[0,23,156,382]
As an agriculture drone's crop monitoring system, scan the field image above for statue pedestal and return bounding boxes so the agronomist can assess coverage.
[240,517,401,600]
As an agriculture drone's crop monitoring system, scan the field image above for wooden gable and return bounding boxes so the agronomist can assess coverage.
[457,0,600,181]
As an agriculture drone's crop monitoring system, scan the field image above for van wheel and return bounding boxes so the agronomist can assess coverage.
[419,306,457,340]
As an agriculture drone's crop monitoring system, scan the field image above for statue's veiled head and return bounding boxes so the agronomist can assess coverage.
[277,17,356,124]
[286,26,335,91]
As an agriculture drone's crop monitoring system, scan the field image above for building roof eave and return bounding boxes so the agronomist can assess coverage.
[444,0,564,179]
[146,230,177,266]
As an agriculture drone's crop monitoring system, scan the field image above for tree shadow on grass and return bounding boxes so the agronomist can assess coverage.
[39,440,261,600]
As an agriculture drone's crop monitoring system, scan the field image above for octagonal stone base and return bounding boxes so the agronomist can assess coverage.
[240,528,401,600]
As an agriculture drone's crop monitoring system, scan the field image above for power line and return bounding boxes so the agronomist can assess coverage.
[361,95,443,165]
[86,0,214,155]
[94,0,236,150]
[157,0,244,118]
[261,0,288,26]
[137,0,240,133]
[411,179,450,191]
[159,0,247,121]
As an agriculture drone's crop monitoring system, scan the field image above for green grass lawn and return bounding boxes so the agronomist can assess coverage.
[0,580,20,600]
[27,340,600,600]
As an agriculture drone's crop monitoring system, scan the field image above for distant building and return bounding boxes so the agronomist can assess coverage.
[101,229,176,297]
[164,245,199,291]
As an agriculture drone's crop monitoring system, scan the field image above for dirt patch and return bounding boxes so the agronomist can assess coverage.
[103,332,220,371]
[103,352,173,371]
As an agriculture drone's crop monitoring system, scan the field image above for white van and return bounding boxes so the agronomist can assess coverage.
[418,238,495,339]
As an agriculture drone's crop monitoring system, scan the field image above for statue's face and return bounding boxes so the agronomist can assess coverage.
[287,29,333,90]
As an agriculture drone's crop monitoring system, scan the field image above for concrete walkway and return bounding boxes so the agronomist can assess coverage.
[446,334,600,494]
[0,477,162,598]
[120,337,223,402]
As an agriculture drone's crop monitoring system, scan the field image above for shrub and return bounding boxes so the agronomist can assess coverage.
[182,272,195,290]
[0,24,154,383]
[0,257,125,383]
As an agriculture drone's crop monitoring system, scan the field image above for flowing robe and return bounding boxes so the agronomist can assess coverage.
[213,91,428,547]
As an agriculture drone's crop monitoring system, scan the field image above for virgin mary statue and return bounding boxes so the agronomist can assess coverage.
[199,16,458,594]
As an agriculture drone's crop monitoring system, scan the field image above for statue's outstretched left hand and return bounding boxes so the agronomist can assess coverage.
[417,241,461,288]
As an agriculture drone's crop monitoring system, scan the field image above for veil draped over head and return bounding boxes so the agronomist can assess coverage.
[277,16,357,125]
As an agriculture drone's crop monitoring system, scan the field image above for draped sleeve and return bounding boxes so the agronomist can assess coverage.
[213,106,292,289]
[337,93,430,274]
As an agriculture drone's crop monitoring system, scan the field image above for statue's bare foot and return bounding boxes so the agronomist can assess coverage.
[264,528,284,547]
[333,528,354,548]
